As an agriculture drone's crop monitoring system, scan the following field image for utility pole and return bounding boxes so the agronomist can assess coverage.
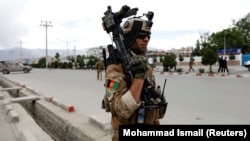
[221,27,226,56]
[19,40,23,64]
[40,21,53,68]
[57,39,76,58]
[224,31,226,56]
[67,41,69,57]
[67,40,77,57]
[74,46,77,69]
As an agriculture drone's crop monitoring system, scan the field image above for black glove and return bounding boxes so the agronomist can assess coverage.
[130,55,147,79]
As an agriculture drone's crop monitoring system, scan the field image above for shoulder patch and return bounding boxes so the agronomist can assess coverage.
[107,79,119,91]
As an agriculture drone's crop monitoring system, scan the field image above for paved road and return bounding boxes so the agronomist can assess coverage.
[1,68,250,125]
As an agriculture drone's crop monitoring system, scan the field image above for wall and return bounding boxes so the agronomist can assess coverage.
[0,77,109,141]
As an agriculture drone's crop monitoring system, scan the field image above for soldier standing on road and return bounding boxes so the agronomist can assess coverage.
[95,59,104,80]
[102,14,167,141]
[189,57,194,72]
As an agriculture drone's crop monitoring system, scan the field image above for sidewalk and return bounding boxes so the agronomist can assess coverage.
[0,86,54,141]
[0,110,18,141]
[0,81,110,141]
[0,89,18,141]
[154,65,250,78]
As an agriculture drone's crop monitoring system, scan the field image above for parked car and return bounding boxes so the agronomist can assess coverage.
[0,61,32,74]
[244,60,250,71]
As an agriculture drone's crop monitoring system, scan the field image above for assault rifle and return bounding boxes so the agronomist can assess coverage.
[102,5,138,86]
[102,5,168,109]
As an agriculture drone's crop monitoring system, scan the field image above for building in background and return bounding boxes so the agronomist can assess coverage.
[86,46,105,59]
[85,46,194,63]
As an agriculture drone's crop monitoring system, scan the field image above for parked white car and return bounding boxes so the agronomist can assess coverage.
[244,60,250,71]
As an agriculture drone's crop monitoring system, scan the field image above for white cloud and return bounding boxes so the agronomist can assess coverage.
[0,0,249,52]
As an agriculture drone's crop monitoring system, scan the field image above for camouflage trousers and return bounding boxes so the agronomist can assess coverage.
[97,70,103,80]
[112,130,119,141]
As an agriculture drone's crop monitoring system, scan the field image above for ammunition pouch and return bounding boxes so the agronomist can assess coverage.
[141,79,168,119]
[102,92,111,112]
[158,100,168,119]
[102,90,115,114]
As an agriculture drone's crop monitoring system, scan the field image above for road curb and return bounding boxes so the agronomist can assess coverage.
[155,71,250,78]
[88,114,112,133]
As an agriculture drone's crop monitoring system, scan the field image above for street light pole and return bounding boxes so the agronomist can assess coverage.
[40,21,52,68]
[224,31,226,56]
[66,41,69,57]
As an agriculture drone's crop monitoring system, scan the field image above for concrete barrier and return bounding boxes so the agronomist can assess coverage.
[7,110,19,123]
[0,76,111,141]
[59,102,75,112]
[45,96,75,112]
[0,86,23,91]
[10,96,41,103]
[89,114,112,132]
[19,129,38,141]
[1,99,10,108]
[4,104,13,115]
[0,93,4,100]
[44,96,54,102]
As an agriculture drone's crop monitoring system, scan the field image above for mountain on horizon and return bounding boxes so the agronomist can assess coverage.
[0,47,87,61]
[0,46,162,61]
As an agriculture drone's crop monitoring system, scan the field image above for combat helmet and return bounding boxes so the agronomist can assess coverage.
[121,12,154,48]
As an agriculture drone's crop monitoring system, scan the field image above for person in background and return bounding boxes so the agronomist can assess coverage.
[218,56,223,72]
[222,56,229,73]
[95,59,104,80]
[189,57,195,72]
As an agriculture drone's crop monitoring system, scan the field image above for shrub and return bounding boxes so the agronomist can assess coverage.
[199,68,205,73]
[229,53,235,60]
[176,68,182,72]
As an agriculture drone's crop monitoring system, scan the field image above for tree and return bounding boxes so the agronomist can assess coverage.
[86,55,97,69]
[192,40,201,56]
[193,11,250,56]
[38,57,46,68]
[159,56,163,62]
[163,53,177,72]
[178,54,184,62]
[200,31,211,48]
[153,56,157,63]
[233,13,250,53]
[78,57,85,69]
[201,48,218,73]
[55,52,60,61]
[209,28,245,53]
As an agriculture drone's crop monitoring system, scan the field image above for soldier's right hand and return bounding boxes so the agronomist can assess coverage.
[129,55,147,79]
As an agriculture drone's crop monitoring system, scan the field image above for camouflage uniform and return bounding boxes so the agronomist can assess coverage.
[104,53,162,141]
[102,9,167,141]
[95,60,104,80]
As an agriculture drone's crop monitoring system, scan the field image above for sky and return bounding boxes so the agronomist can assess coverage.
[0,0,249,53]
